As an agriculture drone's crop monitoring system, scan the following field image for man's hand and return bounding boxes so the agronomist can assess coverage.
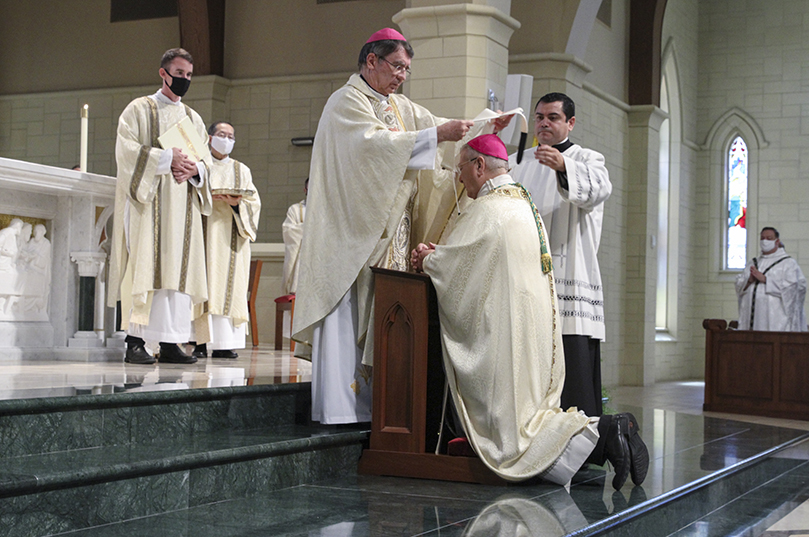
[750,266,766,283]
[437,120,475,143]
[410,242,436,272]
[171,148,197,183]
[492,111,514,134]
[213,194,242,206]
[534,144,566,172]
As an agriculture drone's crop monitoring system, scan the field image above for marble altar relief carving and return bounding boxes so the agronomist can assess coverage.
[0,217,51,321]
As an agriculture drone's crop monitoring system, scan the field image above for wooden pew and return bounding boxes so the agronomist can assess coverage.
[703,319,809,420]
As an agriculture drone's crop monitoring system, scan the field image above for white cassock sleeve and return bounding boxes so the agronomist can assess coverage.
[407,127,438,170]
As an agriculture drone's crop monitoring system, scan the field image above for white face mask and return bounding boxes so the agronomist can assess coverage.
[760,239,777,253]
[210,135,235,156]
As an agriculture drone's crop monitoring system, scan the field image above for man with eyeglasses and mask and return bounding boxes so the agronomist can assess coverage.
[190,121,261,359]
[736,226,807,331]
[109,48,212,365]
[292,28,507,425]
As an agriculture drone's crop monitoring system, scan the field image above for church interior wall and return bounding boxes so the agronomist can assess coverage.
[692,0,809,373]
[654,0,701,381]
[0,0,179,95]
[3,0,809,386]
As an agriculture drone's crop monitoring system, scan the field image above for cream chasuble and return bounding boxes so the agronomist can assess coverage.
[195,157,261,342]
[109,93,212,329]
[293,73,473,365]
[424,181,590,481]
[293,73,484,424]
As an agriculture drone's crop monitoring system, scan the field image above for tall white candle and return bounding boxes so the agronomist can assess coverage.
[80,104,89,172]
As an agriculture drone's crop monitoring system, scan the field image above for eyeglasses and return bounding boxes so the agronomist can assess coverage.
[379,56,412,77]
[214,132,236,141]
[455,157,478,175]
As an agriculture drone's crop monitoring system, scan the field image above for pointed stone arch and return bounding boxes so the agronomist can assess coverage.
[704,108,767,277]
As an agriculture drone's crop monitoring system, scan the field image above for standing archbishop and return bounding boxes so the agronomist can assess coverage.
[292,28,485,425]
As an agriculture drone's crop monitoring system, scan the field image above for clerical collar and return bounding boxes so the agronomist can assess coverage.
[359,75,389,103]
[553,138,573,153]
[478,173,515,198]
[152,89,182,106]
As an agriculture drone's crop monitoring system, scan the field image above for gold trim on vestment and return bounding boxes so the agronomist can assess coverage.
[224,218,238,316]
[153,186,162,289]
[389,98,406,132]
[179,182,193,293]
[233,160,242,190]
[144,97,160,148]
[202,214,209,315]
[490,184,558,393]
[131,145,151,201]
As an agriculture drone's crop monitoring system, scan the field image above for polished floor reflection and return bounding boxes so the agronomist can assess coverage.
[4,350,809,536]
[57,408,809,536]
[0,345,310,400]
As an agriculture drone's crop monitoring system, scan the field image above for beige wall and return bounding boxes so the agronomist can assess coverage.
[0,0,179,94]
[655,0,701,381]
[225,0,405,79]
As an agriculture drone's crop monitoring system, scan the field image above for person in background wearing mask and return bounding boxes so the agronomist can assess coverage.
[191,121,261,359]
[109,47,212,365]
[736,226,807,331]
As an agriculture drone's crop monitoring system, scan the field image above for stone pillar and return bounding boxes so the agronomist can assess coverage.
[393,1,520,119]
[623,105,667,386]
[68,251,106,348]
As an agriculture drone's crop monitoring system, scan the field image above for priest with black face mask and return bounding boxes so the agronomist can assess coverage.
[510,92,612,419]
[109,47,213,365]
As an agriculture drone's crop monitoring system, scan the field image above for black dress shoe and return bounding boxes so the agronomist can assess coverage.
[624,413,650,486]
[125,341,156,365]
[604,414,631,490]
[192,343,208,358]
[158,343,198,364]
[212,349,239,359]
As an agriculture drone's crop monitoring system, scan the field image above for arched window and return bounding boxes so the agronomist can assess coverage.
[725,136,748,270]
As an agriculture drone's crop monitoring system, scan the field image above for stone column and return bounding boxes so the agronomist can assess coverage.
[624,105,667,386]
[393,1,520,119]
[68,251,106,348]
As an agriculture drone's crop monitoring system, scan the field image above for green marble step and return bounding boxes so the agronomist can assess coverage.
[0,424,368,498]
[0,428,367,537]
[0,383,311,459]
[0,383,371,537]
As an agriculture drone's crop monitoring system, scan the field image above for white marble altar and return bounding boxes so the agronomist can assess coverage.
[0,157,116,359]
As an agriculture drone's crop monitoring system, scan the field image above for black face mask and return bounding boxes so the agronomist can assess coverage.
[164,71,191,97]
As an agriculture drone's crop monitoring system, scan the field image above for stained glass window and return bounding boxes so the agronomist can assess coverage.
[726,136,747,269]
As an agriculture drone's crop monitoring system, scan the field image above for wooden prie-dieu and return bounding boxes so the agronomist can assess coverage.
[357,267,506,484]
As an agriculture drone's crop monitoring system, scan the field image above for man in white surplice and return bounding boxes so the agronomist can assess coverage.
[511,92,611,419]
[292,27,485,425]
[191,121,261,359]
[109,48,212,365]
[736,226,808,331]
[411,134,648,489]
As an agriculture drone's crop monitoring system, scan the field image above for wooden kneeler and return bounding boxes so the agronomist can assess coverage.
[357,267,506,485]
